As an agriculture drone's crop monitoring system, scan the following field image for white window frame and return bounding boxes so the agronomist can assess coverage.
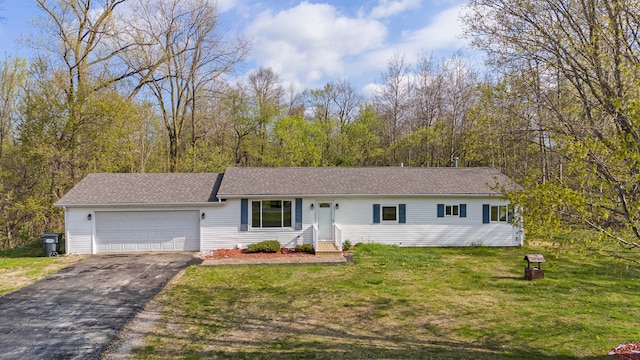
[445,205,459,217]
[251,200,293,229]
[490,205,508,222]
[381,205,398,223]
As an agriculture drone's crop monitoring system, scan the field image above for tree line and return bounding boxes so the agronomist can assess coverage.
[1,0,638,258]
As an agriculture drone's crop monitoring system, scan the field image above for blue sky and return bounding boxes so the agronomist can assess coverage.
[0,0,475,93]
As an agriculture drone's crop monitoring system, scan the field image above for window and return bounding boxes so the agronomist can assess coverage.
[374,204,405,223]
[382,206,397,221]
[438,204,466,218]
[251,200,292,228]
[490,205,508,222]
[445,205,459,216]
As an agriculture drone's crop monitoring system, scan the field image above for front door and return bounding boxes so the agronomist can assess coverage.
[317,202,333,241]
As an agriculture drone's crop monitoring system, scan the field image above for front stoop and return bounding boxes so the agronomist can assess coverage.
[316,242,341,255]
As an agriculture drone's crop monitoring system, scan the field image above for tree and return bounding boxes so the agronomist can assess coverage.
[0,57,26,161]
[372,52,413,164]
[464,0,640,254]
[247,67,284,163]
[127,0,247,171]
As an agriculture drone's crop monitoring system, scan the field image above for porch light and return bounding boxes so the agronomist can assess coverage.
[201,212,206,220]
[310,203,314,210]
[335,203,339,209]
[87,214,92,221]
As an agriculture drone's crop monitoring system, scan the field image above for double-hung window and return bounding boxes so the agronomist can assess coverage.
[251,200,292,228]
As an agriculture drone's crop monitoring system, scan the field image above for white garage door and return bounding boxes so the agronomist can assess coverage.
[95,211,200,253]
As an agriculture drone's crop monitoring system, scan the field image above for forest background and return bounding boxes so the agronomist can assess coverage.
[1,0,640,260]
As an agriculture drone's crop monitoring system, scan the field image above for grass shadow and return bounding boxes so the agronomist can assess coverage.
[0,241,47,258]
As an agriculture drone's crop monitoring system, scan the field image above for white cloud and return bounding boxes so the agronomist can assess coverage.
[369,0,421,19]
[245,2,387,88]
[215,0,240,13]
[403,5,469,50]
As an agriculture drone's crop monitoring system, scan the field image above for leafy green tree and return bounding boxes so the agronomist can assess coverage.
[267,116,323,167]
[335,106,384,166]
[465,0,640,254]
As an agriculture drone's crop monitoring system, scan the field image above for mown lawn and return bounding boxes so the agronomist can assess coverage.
[0,241,84,296]
[135,243,639,359]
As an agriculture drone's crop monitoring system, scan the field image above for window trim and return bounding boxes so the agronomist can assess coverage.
[381,205,398,223]
[445,205,459,217]
[438,203,466,218]
[250,199,293,229]
[490,205,509,222]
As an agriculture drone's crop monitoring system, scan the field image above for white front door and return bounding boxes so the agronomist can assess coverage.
[317,202,333,241]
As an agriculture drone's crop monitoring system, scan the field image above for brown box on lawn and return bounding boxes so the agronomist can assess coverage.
[524,267,544,280]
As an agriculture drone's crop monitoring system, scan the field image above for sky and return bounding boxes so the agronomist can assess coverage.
[0,0,476,94]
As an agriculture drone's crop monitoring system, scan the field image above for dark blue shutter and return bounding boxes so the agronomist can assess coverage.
[437,204,444,218]
[373,204,380,223]
[240,198,248,231]
[295,198,302,230]
[399,204,406,224]
[482,204,490,224]
[460,204,467,218]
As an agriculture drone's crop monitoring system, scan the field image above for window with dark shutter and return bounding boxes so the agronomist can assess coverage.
[437,204,445,218]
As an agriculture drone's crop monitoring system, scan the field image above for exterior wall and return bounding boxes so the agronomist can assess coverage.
[64,206,212,254]
[334,197,520,247]
[200,199,308,250]
[199,196,522,250]
[65,207,94,254]
[64,197,522,253]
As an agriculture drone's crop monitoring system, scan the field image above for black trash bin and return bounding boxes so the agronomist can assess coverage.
[41,233,62,257]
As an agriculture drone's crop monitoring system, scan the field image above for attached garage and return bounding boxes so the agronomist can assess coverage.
[55,173,224,254]
[95,211,200,253]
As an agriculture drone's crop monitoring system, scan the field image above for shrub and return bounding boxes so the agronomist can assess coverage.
[245,240,281,253]
[295,244,315,254]
[342,239,352,251]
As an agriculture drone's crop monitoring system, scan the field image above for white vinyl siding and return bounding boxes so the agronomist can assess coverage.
[95,211,200,253]
[65,208,94,254]
[200,199,308,250]
[199,196,521,250]
[333,197,518,247]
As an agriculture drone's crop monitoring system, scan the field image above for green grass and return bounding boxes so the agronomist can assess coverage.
[0,241,83,296]
[135,243,640,359]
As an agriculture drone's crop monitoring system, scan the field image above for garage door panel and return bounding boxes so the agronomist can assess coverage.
[95,211,199,253]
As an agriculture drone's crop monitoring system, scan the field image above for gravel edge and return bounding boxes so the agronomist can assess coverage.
[101,269,186,359]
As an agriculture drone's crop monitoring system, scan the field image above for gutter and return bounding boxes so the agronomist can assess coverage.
[217,193,506,199]
[54,201,227,208]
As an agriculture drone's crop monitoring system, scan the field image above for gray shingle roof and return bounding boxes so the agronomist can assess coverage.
[55,173,221,206]
[217,167,518,197]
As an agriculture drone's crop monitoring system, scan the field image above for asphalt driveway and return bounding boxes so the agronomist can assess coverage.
[0,253,201,360]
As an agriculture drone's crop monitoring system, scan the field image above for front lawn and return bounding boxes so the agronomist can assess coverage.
[136,243,639,359]
[0,241,84,296]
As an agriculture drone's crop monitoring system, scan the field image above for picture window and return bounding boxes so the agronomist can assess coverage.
[251,200,292,228]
